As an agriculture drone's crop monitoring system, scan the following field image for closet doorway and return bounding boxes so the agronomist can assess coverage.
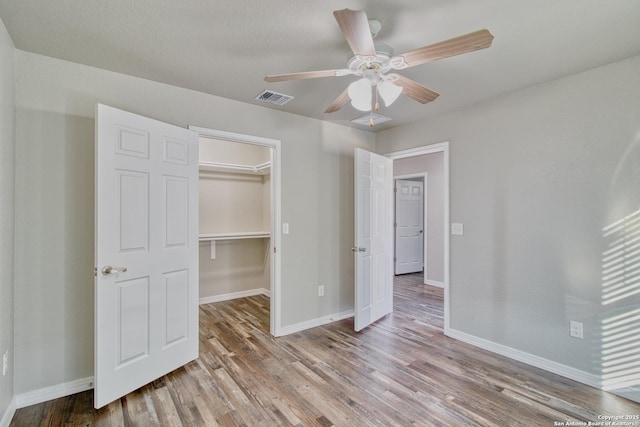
[190,127,282,336]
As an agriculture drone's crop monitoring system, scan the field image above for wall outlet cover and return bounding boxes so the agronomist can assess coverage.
[569,320,584,339]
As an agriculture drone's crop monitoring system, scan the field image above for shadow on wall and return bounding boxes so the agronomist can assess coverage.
[14,110,95,392]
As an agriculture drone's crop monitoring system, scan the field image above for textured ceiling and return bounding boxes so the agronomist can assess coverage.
[1,0,640,132]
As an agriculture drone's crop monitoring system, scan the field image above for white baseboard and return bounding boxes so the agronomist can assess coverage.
[15,376,94,409]
[608,387,640,403]
[199,288,270,305]
[277,310,354,336]
[424,279,445,288]
[446,328,600,389]
[0,396,16,427]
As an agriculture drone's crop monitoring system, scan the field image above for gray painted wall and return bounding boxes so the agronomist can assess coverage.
[12,50,374,395]
[394,153,445,285]
[376,55,640,398]
[0,15,15,421]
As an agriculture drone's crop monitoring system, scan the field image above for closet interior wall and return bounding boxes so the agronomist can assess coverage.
[199,137,271,302]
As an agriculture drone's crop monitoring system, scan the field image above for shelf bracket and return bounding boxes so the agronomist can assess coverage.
[210,240,216,260]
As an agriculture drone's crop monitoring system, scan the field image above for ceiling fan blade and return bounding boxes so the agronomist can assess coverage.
[392,75,440,104]
[265,69,350,82]
[333,9,376,57]
[392,29,494,69]
[324,87,350,113]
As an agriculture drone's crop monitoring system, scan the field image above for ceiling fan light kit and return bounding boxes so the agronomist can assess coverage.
[348,78,373,111]
[264,8,494,126]
[378,79,403,107]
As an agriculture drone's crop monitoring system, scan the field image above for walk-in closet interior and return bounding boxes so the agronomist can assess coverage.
[198,137,272,306]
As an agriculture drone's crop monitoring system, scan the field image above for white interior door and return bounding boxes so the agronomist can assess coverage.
[354,148,394,332]
[94,104,199,408]
[395,179,424,274]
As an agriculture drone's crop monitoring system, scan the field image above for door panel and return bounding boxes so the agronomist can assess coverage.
[395,179,424,274]
[95,104,199,408]
[163,269,189,346]
[164,176,189,247]
[116,277,150,365]
[354,148,393,332]
[118,171,149,251]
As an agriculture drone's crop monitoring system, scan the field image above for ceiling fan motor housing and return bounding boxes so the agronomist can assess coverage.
[347,42,396,81]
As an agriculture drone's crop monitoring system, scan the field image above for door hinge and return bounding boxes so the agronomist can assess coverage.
[94,267,97,277]
[274,247,277,253]
[394,187,397,193]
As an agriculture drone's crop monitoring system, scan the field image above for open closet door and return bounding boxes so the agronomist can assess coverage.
[354,148,394,331]
[94,104,199,408]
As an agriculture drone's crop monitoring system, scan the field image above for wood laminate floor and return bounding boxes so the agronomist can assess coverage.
[10,273,640,426]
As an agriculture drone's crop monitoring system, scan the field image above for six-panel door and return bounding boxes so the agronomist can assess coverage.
[94,104,199,408]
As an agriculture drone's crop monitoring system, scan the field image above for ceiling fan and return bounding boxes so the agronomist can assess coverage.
[265,9,494,126]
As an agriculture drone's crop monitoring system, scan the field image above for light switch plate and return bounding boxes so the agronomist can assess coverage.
[282,223,289,234]
[451,223,464,235]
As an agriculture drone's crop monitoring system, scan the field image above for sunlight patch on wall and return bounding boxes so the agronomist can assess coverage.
[600,209,640,392]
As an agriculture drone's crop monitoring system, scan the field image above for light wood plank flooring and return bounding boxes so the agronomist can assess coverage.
[10,273,640,426]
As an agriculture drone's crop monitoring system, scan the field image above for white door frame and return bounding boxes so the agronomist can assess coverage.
[189,126,283,337]
[394,173,428,280]
[385,142,450,334]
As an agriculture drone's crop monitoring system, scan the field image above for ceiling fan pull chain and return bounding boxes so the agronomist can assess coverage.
[369,85,375,127]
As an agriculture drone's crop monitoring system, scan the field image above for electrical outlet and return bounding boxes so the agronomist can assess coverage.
[570,321,584,339]
[318,285,325,297]
[2,350,7,376]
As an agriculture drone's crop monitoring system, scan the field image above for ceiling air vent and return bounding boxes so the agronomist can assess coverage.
[351,113,392,127]
[255,90,294,106]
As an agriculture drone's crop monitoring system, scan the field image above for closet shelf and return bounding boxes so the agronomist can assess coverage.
[199,231,271,242]
[199,160,270,175]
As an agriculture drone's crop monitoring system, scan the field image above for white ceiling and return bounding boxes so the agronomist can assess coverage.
[1,0,639,132]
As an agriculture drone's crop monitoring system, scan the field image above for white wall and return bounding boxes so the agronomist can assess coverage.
[376,55,640,398]
[13,50,374,395]
[0,15,15,423]
[393,153,445,285]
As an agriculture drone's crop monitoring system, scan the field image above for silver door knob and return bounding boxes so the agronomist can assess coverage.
[102,265,128,276]
[351,247,366,252]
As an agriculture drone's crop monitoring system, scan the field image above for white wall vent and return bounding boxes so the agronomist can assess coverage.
[255,90,294,106]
